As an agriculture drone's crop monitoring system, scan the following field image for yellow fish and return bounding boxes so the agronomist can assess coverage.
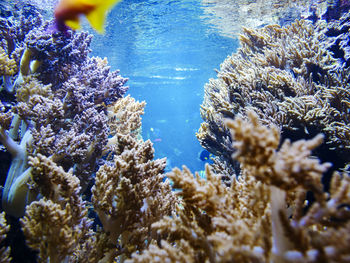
[54,0,122,34]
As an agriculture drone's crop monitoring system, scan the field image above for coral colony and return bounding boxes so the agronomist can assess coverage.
[0,2,350,263]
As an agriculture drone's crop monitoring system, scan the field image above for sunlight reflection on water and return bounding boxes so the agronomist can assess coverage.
[91,0,238,172]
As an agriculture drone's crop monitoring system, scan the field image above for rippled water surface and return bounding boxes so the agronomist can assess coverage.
[92,0,238,172]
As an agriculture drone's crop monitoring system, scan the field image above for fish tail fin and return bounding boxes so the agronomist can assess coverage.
[65,17,81,31]
[86,0,122,34]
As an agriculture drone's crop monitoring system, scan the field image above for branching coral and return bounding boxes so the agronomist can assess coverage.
[0,212,10,263]
[156,165,271,262]
[1,9,176,261]
[92,119,176,260]
[20,154,92,263]
[226,111,350,262]
[19,85,176,262]
[226,111,331,194]
[126,240,195,263]
[107,95,146,137]
[0,9,128,217]
[129,111,350,263]
[197,16,350,170]
[2,3,349,263]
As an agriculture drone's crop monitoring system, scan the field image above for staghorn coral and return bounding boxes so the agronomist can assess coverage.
[197,17,350,172]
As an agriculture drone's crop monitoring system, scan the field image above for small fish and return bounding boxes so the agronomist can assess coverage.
[54,0,122,34]
[198,149,213,163]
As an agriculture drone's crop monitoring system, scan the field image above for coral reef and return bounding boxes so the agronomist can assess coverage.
[322,0,350,21]
[325,11,350,68]
[129,112,350,263]
[18,98,176,262]
[0,212,10,263]
[20,154,91,263]
[0,47,17,78]
[0,8,129,217]
[92,133,177,260]
[225,112,350,262]
[197,15,350,170]
[1,2,350,263]
[0,8,175,262]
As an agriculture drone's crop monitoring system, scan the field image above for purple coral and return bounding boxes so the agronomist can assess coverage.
[24,26,93,87]
[0,6,129,218]
[59,57,128,114]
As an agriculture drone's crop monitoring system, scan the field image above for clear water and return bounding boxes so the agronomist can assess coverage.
[91,0,238,172]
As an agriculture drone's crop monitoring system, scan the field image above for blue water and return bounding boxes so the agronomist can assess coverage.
[91,0,238,172]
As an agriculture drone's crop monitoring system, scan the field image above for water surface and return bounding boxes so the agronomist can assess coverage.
[91,0,238,172]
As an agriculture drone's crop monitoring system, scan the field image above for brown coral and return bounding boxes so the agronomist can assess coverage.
[20,154,92,263]
[129,110,350,263]
[225,111,331,194]
[106,95,146,152]
[197,18,350,170]
[226,112,350,262]
[92,134,177,259]
[0,102,12,132]
[128,163,271,262]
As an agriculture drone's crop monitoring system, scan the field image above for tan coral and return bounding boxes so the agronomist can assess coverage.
[92,134,177,258]
[198,18,350,168]
[20,154,92,263]
[225,111,331,193]
[106,95,146,150]
[0,102,13,131]
[133,163,271,263]
[132,110,350,262]
[226,111,350,262]
[21,198,79,263]
[126,240,195,263]
[15,76,53,103]
[72,228,114,263]
[0,47,17,76]
[0,212,11,263]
